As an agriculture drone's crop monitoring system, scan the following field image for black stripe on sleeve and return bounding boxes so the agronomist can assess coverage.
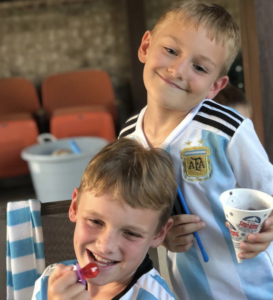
[199,106,241,128]
[193,115,235,137]
[203,100,244,122]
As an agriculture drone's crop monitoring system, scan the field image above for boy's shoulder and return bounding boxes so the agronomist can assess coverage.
[192,99,245,139]
[118,254,175,300]
[132,268,176,299]
[120,268,175,300]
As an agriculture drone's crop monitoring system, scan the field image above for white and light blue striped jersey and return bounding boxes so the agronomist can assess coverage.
[119,99,273,300]
[32,257,176,300]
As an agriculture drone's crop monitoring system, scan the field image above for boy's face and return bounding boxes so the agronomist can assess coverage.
[69,189,172,288]
[139,18,229,112]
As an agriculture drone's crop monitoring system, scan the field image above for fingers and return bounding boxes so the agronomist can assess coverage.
[48,264,87,300]
[163,214,206,252]
[172,214,202,227]
[171,214,206,235]
[261,212,273,230]
[227,212,273,261]
[49,264,74,286]
[237,226,273,260]
[237,247,265,260]
[248,227,273,243]
[171,220,206,236]
[49,265,78,293]
[170,235,194,252]
[163,228,193,252]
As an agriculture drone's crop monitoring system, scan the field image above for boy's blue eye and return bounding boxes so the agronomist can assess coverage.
[193,64,207,73]
[124,231,141,238]
[90,219,103,226]
[164,47,177,56]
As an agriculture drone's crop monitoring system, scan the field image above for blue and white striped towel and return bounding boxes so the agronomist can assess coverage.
[7,200,45,300]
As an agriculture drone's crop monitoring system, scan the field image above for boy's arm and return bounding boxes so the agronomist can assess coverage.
[162,214,206,252]
[238,210,273,259]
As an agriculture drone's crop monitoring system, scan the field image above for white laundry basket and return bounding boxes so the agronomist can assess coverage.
[21,136,108,202]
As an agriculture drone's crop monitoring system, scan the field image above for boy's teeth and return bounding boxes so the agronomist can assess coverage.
[93,254,115,263]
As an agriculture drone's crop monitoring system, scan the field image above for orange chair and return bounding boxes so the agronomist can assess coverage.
[0,77,41,115]
[0,78,40,178]
[42,70,117,142]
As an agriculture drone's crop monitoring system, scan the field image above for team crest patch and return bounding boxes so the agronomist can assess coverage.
[180,140,211,182]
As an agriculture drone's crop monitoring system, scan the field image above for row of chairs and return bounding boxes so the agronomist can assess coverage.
[0,69,118,178]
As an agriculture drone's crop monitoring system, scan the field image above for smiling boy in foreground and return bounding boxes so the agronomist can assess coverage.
[32,138,177,300]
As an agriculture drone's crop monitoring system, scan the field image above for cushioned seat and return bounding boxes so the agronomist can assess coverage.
[0,115,39,177]
[0,78,40,178]
[51,107,116,142]
[42,70,118,141]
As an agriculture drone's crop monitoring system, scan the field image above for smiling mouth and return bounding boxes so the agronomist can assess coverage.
[87,250,119,267]
[157,73,187,91]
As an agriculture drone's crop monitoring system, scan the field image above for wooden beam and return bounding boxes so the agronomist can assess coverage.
[239,0,264,145]
[125,0,147,112]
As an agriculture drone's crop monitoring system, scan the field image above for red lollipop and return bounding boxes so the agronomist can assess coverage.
[76,262,99,285]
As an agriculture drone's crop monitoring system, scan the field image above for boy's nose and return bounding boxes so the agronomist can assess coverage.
[96,230,118,254]
[168,57,188,80]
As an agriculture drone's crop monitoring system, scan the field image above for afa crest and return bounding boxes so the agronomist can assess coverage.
[180,141,211,182]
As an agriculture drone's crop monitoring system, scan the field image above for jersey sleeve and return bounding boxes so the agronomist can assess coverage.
[226,118,273,195]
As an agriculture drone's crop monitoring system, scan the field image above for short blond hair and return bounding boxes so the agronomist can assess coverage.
[152,1,241,77]
[78,138,177,233]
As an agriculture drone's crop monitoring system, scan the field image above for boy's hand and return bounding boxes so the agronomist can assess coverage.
[162,214,206,252]
[48,264,89,300]
[237,211,273,260]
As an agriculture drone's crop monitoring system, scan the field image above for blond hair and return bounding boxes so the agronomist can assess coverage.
[78,138,177,233]
[152,1,241,77]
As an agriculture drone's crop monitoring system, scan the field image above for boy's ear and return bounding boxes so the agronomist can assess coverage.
[138,31,152,63]
[150,218,173,248]
[207,75,229,99]
[69,188,79,223]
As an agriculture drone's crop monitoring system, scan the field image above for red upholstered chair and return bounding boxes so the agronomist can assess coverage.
[42,70,117,142]
[0,77,40,115]
[0,78,40,178]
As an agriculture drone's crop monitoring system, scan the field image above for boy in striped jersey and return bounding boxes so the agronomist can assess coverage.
[32,138,177,300]
[120,1,273,299]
